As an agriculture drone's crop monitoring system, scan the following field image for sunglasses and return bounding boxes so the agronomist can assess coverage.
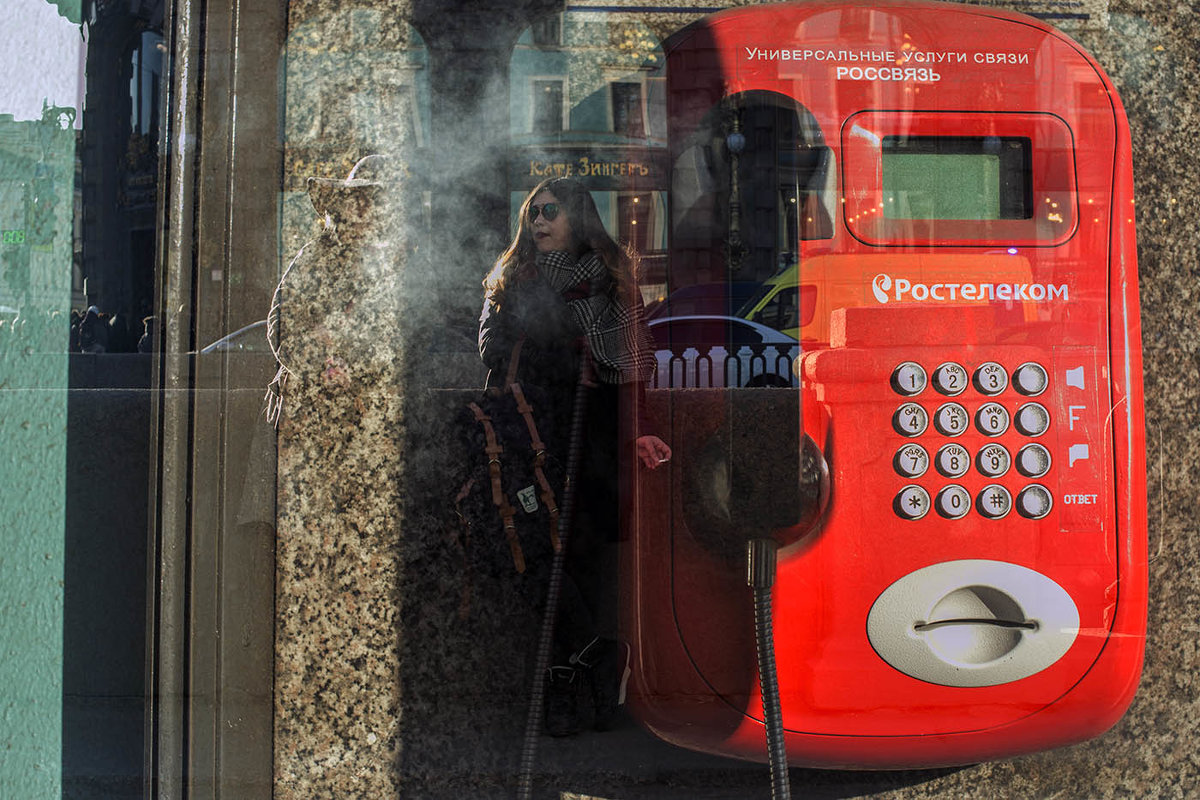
[527,202,561,222]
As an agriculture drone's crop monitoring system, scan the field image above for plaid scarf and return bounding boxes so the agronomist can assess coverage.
[536,250,656,384]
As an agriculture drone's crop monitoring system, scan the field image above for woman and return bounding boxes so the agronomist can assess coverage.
[479,176,671,735]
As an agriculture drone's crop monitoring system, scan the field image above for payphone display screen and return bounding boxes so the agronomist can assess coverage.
[881,136,1032,221]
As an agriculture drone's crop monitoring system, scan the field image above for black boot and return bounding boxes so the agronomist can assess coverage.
[574,638,631,731]
[544,665,584,737]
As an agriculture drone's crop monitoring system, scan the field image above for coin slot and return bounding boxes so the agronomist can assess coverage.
[914,586,1034,664]
[866,561,1081,687]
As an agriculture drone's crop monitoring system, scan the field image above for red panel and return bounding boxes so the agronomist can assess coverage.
[625,0,1146,769]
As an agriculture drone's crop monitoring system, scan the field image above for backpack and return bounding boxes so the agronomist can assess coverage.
[450,339,565,609]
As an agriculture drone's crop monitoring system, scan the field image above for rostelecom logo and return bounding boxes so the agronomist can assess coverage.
[870,273,1069,304]
[872,274,892,304]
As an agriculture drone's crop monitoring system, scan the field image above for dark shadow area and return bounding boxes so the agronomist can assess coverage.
[397,387,971,799]
[62,353,152,799]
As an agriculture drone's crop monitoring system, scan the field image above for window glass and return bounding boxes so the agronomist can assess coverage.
[1,1,1193,797]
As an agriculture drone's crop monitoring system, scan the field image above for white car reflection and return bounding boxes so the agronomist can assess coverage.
[647,315,799,388]
[199,320,270,354]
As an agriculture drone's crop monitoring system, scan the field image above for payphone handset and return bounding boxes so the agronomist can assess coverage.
[624,1,1146,769]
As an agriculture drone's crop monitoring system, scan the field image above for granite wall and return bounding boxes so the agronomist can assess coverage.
[271,1,1200,797]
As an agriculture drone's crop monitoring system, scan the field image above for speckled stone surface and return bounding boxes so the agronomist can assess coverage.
[272,172,414,796]
[271,0,1200,797]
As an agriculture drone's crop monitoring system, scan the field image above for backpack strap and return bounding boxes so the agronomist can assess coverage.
[468,401,526,573]
[503,336,526,389]
[508,382,561,553]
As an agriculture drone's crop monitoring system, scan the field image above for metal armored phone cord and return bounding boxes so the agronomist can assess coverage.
[684,404,829,800]
[748,538,790,800]
[516,364,592,800]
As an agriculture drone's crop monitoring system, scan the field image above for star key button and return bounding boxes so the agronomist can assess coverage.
[895,485,931,520]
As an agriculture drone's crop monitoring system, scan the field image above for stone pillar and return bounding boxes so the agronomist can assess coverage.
[271,163,413,797]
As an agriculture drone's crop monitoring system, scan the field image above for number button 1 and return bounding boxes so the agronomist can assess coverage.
[891,362,928,396]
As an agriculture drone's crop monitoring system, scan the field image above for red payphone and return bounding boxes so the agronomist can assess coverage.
[625,0,1145,769]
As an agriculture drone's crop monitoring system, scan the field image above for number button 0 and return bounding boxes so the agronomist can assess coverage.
[936,485,972,520]
[932,362,968,396]
[894,444,930,478]
[893,403,929,437]
[936,443,971,478]
[973,362,1009,396]
[891,362,928,396]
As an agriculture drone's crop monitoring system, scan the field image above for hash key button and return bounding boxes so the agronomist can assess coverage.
[977,485,1013,519]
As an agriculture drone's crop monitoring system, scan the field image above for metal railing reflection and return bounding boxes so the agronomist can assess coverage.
[650,343,798,388]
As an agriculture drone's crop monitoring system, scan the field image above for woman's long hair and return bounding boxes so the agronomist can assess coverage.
[483,177,635,305]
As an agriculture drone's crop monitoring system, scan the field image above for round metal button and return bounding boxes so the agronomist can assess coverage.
[935,443,971,478]
[973,362,1009,396]
[975,402,1010,436]
[976,443,1012,478]
[933,403,970,436]
[1016,443,1052,478]
[932,362,969,396]
[1015,402,1051,436]
[891,362,928,396]
[894,444,930,478]
[893,403,929,437]
[1013,362,1049,396]
[936,485,972,520]
[1017,485,1054,519]
[976,485,1013,519]
[895,485,931,520]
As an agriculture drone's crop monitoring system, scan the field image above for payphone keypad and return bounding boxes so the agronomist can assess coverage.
[890,361,1054,521]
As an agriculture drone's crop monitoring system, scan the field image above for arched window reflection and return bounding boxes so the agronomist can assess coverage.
[508,11,669,297]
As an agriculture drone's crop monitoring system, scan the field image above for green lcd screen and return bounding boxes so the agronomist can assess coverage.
[882,136,1032,221]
